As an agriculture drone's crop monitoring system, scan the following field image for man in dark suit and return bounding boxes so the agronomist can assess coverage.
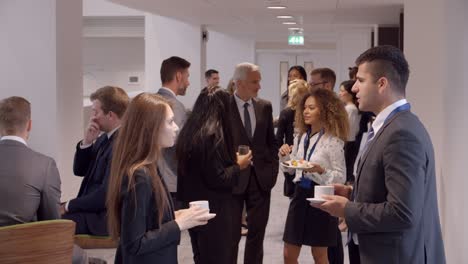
[229,62,279,264]
[314,46,446,264]
[62,86,129,236]
[157,56,190,210]
[0,96,88,264]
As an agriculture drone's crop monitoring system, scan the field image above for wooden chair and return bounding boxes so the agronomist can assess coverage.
[74,234,118,249]
[0,219,75,264]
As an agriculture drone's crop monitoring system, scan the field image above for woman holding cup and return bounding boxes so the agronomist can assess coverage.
[177,87,252,264]
[279,88,348,264]
[106,93,215,264]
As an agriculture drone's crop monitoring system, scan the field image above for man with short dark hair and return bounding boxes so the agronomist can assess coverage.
[314,46,446,264]
[205,69,220,87]
[310,68,336,90]
[62,86,129,236]
[157,56,191,209]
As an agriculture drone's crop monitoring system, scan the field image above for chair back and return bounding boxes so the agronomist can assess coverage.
[0,220,75,264]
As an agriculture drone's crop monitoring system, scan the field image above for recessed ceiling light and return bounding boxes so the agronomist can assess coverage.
[267,5,287,9]
[277,15,293,19]
[282,21,297,25]
[288,27,302,31]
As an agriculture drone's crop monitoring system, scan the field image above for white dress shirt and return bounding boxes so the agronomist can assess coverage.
[233,93,256,134]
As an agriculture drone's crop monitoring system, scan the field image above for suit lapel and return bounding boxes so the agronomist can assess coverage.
[252,98,261,140]
[230,96,251,143]
[355,110,408,189]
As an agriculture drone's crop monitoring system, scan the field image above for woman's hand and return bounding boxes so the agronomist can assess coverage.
[304,163,325,174]
[279,144,293,157]
[236,150,253,170]
[175,206,215,231]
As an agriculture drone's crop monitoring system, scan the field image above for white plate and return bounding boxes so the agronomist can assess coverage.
[281,160,314,169]
[306,198,326,205]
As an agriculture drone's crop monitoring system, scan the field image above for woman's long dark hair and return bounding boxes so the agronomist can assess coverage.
[287,65,308,87]
[340,79,358,106]
[176,88,236,175]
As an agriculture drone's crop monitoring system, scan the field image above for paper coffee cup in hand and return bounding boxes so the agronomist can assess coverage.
[189,200,209,211]
[314,186,334,199]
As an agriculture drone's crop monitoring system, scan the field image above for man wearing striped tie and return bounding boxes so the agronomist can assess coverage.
[312,46,445,264]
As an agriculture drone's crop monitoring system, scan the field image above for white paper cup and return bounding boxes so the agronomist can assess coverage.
[189,200,210,211]
[314,185,334,199]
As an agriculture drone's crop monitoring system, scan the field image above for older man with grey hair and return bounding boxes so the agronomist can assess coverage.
[228,62,279,264]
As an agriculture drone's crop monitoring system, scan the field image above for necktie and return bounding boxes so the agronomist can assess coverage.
[243,102,252,139]
[361,127,375,154]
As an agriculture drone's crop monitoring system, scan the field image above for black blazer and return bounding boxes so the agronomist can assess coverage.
[275,107,295,146]
[177,136,240,202]
[229,96,279,193]
[69,132,116,235]
[115,169,180,264]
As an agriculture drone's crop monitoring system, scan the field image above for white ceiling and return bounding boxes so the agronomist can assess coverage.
[105,0,403,41]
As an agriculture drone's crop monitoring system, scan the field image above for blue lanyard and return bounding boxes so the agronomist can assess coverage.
[303,128,324,161]
[384,103,411,124]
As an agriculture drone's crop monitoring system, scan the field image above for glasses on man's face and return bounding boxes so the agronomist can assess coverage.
[310,81,328,87]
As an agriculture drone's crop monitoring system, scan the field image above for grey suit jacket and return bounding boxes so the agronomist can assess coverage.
[156,88,187,193]
[344,110,445,264]
[0,139,61,226]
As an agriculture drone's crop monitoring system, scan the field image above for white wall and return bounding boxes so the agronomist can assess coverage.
[336,29,372,84]
[206,30,255,88]
[83,37,145,96]
[0,0,83,200]
[405,0,468,262]
[83,0,143,16]
[145,14,202,109]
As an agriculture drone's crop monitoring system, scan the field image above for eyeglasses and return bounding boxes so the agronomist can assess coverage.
[310,81,328,87]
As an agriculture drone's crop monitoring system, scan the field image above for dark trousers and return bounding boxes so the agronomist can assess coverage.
[231,173,271,264]
[328,227,344,264]
[348,239,361,264]
[188,199,233,264]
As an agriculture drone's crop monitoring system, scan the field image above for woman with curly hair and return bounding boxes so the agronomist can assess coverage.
[279,88,349,264]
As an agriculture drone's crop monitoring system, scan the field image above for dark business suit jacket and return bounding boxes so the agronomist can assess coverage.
[115,169,180,264]
[344,109,446,264]
[229,96,279,194]
[69,132,116,235]
[0,139,61,226]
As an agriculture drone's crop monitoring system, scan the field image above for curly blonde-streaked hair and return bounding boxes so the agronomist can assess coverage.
[287,79,311,110]
[295,88,349,142]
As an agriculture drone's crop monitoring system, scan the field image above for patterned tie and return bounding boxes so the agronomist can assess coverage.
[361,127,375,155]
[243,102,252,139]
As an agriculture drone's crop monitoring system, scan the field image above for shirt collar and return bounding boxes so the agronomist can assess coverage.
[0,135,27,146]
[161,87,177,97]
[234,92,253,107]
[107,126,120,139]
[372,99,408,134]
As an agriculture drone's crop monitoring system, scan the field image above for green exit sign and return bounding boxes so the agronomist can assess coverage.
[288,35,304,45]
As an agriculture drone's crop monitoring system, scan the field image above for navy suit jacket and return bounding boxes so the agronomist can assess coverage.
[115,169,180,264]
[69,132,116,235]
